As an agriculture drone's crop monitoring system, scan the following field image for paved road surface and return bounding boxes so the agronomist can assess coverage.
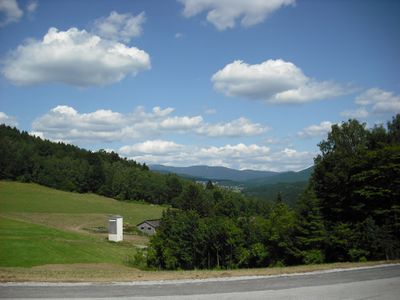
[1,264,399,299]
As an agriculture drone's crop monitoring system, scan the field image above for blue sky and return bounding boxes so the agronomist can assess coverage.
[0,0,399,171]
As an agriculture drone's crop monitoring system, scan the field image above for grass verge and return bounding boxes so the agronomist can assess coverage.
[0,261,398,283]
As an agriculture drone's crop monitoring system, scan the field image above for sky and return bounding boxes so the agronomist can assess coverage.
[0,0,399,172]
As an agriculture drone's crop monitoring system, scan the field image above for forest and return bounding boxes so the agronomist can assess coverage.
[1,114,399,269]
[147,115,400,269]
[1,124,187,205]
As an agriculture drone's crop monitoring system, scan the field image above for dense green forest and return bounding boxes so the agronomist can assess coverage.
[243,181,308,207]
[1,115,399,270]
[0,124,184,205]
[147,115,400,269]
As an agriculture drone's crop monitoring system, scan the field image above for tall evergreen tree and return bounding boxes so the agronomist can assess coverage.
[294,188,326,264]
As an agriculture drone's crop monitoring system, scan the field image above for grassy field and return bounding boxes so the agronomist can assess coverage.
[0,181,397,282]
[0,181,165,268]
[0,217,135,267]
[0,181,165,223]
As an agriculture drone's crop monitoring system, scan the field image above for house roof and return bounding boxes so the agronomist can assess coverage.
[137,219,161,228]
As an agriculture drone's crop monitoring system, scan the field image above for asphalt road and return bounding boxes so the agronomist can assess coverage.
[1,264,399,299]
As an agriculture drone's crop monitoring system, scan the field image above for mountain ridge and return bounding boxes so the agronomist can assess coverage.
[150,164,313,183]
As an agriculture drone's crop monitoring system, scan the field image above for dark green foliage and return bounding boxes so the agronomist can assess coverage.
[293,188,326,264]
[148,114,400,270]
[206,180,214,190]
[243,181,308,207]
[0,125,184,205]
[147,209,201,269]
[312,115,400,262]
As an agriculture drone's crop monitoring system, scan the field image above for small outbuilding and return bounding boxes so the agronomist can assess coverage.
[108,215,123,242]
[137,219,160,235]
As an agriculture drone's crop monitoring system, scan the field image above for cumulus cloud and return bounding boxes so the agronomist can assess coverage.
[32,105,127,143]
[178,0,295,30]
[197,117,268,137]
[0,0,23,27]
[161,116,204,131]
[0,111,18,126]
[119,141,314,172]
[212,59,350,104]
[2,27,150,86]
[93,11,146,43]
[355,88,400,114]
[119,140,184,156]
[32,105,267,144]
[298,121,333,139]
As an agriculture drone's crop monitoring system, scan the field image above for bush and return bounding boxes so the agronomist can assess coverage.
[302,249,325,264]
[348,248,369,262]
[271,261,285,268]
[125,249,148,269]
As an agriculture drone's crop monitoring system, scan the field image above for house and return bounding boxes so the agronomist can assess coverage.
[137,219,160,235]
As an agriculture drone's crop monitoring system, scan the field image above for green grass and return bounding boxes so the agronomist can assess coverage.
[0,181,166,267]
[0,181,165,225]
[0,217,134,267]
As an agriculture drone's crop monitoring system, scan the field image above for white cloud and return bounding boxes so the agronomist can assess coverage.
[340,107,369,119]
[212,59,350,103]
[119,141,314,172]
[355,88,400,114]
[0,111,18,126]
[32,105,127,143]
[298,121,333,139]
[197,117,268,137]
[119,140,184,156]
[26,0,38,14]
[93,11,146,43]
[0,0,23,27]
[2,27,150,86]
[178,0,295,31]
[161,116,203,131]
[32,105,268,144]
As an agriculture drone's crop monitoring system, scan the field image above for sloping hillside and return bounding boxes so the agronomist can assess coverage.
[0,181,165,267]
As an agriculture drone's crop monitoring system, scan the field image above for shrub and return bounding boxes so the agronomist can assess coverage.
[302,249,325,264]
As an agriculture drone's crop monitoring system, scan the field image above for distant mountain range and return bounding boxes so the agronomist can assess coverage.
[149,164,313,184]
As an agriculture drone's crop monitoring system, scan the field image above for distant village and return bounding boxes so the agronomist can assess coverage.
[195,180,244,193]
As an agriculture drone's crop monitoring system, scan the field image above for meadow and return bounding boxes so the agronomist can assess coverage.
[0,181,165,268]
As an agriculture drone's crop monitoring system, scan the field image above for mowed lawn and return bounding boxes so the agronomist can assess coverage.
[0,217,136,267]
[0,181,166,267]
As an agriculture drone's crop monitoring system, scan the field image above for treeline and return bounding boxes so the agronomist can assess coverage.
[147,115,400,269]
[0,125,185,204]
[0,125,268,214]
